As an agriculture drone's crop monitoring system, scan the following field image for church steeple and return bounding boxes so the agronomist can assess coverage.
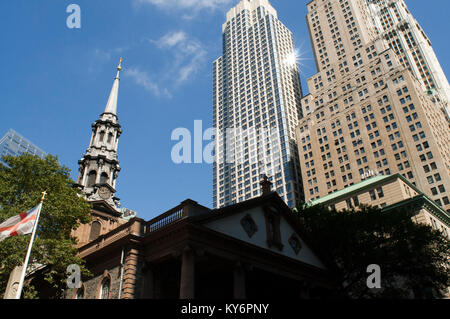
[76,58,124,212]
[104,58,122,115]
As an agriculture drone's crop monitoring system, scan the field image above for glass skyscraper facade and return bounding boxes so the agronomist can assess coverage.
[213,0,304,208]
[0,129,47,166]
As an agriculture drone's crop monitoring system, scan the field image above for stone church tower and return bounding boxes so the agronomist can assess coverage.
[76,58,124,213]
[72,58,136,248]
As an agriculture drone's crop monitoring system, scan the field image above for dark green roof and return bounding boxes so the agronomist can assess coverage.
[307,173,450,226]
[308,174,391,207]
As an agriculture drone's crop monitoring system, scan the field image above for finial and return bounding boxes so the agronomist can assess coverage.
[40,191,48,203]
[117,57,123,72]
[260,174,273,195]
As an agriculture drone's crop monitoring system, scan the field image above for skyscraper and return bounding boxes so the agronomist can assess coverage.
[213,0,304,209]
[366,0,450,119]
[297,0,450,212]
[0,129,47,166]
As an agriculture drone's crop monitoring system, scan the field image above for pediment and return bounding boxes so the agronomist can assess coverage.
[201,196,326,270]
[90,199,122,217]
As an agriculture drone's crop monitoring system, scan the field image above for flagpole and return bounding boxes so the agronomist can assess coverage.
[15,191,47,299]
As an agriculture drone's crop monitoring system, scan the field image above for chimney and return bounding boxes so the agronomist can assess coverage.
[260,174,273,195]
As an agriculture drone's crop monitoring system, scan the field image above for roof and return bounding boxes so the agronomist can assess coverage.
[307,174,392,207]
[307,173,450,226]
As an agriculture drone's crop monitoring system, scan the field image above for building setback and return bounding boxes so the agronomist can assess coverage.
[297,0,450,212]
[366,0,450,118]
[307,173,450,240]
[213,0,304,209]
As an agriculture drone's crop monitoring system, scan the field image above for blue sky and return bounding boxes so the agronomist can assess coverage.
[1,0,449,221]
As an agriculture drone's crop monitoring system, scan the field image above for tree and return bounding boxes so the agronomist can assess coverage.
[296,203,450,299]
[0,154,92,298]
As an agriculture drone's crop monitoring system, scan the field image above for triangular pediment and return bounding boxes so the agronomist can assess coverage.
[200,194,326,270]
[89,199,122,217]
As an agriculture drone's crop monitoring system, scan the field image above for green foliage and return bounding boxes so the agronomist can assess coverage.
[296,203,450,299]
[0,154,92,298]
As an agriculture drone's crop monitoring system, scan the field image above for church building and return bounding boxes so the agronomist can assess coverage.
[66,60,336,299]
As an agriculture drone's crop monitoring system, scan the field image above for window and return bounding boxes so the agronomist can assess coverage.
[99,131,105,142]
[89,221,101,241]
[87,171,97,188]
[75,286,85,299]
[377,187,384,198]
[264,208,283,250]
[100,278,111,299]
[100,173,109,185]
[288,234,302,255]
[241,214,258,238]
[353,196,360,207]
[346,198,353,209]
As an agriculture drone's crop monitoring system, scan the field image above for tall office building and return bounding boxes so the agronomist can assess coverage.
[297,0,450,212]
[0,129,47,166]
[366,0,450,119]
[213,0,303,208]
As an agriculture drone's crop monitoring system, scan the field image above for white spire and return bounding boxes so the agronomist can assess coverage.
[104,58,123,115]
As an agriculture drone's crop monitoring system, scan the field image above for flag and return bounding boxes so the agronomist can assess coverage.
[0,205,40,242]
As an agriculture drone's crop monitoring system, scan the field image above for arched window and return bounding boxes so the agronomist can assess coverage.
[89,221,101,241]
[100,172,109,185]
[75,286,85,299]
[107,133,113,144]
[87,171,97,188]
[99,131,105,142]
[100,278,110,299]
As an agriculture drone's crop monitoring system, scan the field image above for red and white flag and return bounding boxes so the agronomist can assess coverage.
[0,205,40,242]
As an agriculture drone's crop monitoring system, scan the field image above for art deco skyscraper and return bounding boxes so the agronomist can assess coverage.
[366,0,450,118]
[297,0,450,212]
[213,0,303,208]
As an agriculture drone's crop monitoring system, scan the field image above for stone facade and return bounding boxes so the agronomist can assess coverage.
[308,174,450,239]
[298,0,450,212]
[66,195,336,299]
[75,59,124,212]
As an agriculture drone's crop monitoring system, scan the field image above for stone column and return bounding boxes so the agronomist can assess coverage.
[233,262,246,299]
[3,266,24,299]
[121,248,141,299]
[179,246,195,299]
